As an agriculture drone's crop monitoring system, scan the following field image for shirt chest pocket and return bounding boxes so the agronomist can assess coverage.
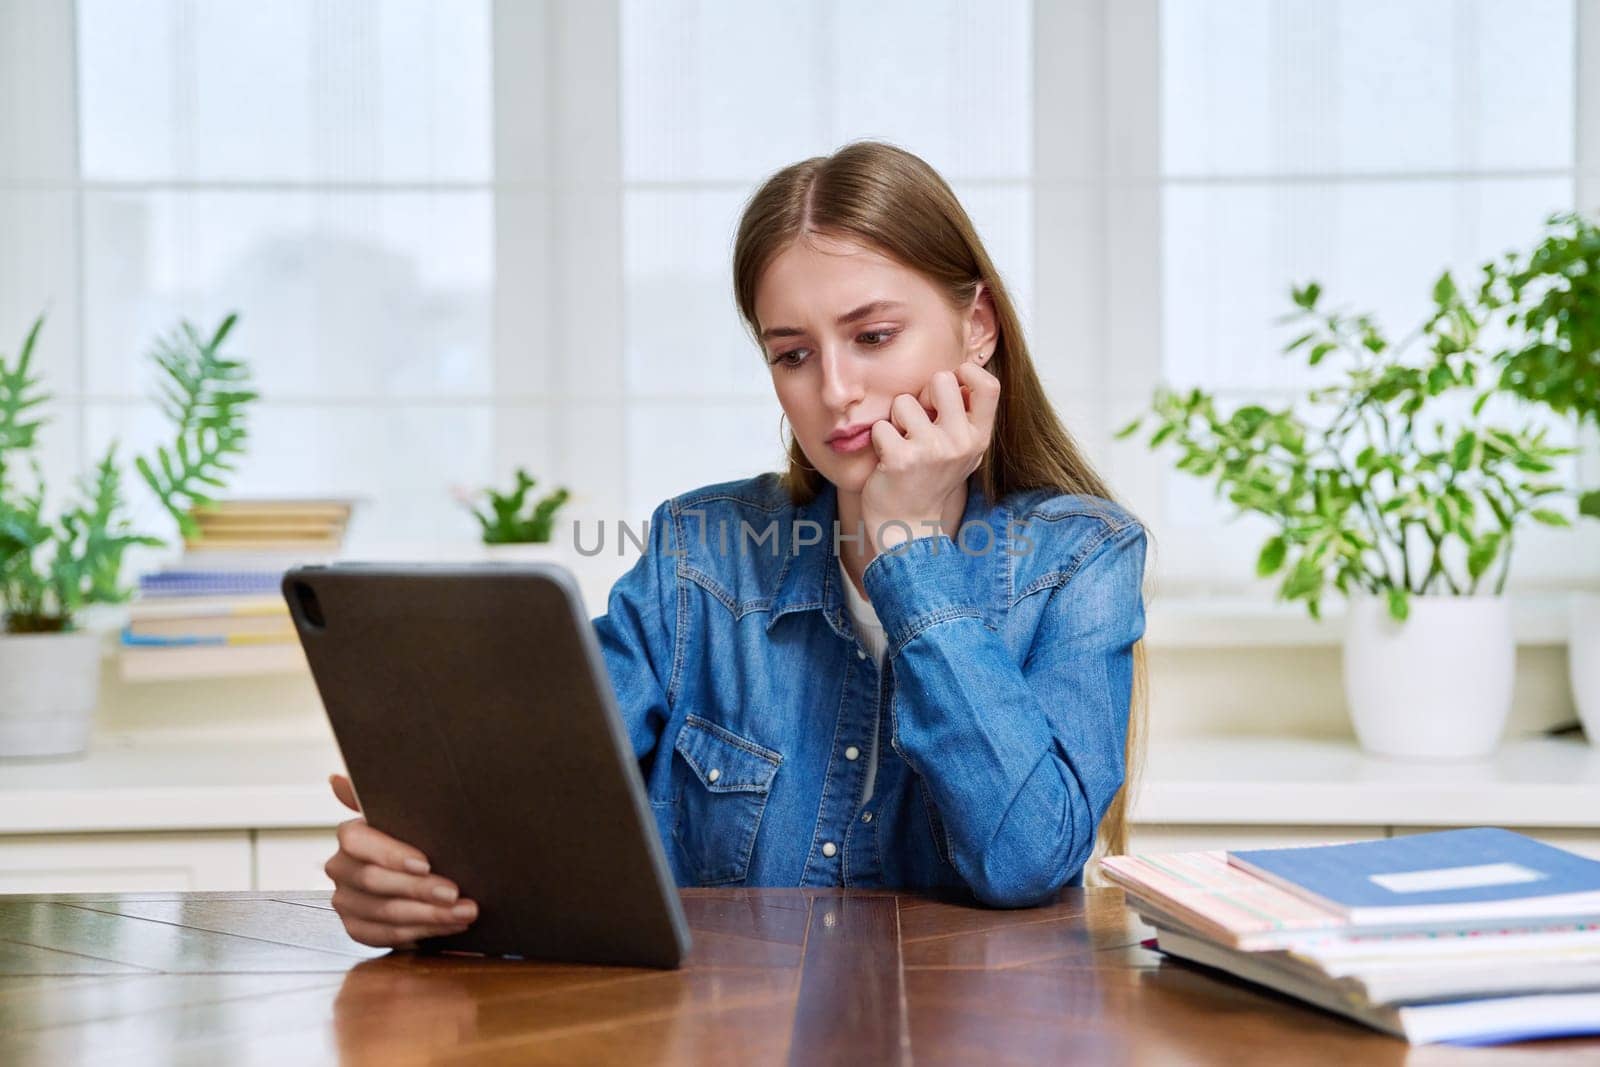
[671,715,783,886]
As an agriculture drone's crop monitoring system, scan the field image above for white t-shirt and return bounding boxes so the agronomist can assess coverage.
[838,557,887,804]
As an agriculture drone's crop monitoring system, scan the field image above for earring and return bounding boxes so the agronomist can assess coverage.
[778,413,818,473]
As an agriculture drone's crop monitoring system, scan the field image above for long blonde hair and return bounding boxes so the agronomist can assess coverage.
[730,140,1149,869]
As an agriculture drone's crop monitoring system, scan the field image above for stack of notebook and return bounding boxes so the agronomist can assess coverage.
[1103,827,1600,1046]
[120,498,357,680]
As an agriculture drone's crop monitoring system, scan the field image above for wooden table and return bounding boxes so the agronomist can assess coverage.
[2,888,1597,1065]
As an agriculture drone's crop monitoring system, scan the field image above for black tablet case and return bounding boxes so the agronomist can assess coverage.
[282,562,691,968]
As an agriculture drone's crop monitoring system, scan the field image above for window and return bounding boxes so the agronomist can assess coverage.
[6,0,496,564]
[617,0,1034,519]
[1147,0,1595,591]
[2,0,1593,599]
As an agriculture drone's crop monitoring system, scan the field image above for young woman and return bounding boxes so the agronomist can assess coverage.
[323,141,1149,948]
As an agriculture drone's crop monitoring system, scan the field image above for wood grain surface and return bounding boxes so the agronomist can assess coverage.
[1,887,1597,1065]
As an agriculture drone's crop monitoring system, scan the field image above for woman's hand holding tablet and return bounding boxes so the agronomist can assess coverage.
[323,772,480,949]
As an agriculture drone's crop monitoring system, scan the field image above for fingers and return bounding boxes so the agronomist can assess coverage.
[875,364,999,475]
[329,772,361,813]
[325,837,480,950]
[927,370,968,435]
[889,392,932,437]
[913,382,971,419]
[869,419,908,468]
[324,850,462,906]
[955,360,1001,440]
[342,914,472,950]
[331,883,479,929]
[335,815,432,876]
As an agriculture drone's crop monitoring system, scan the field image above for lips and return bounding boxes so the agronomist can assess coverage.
[826,422,874,444]
[828,426,873,454]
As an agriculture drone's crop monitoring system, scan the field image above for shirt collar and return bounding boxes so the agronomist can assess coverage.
[764,473,1003,636]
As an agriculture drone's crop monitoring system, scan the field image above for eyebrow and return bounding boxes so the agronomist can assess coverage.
[759,300,906,342]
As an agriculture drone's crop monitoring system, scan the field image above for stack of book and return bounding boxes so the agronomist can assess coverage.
[120,498,356,681]
[183,497,354,560]
[1103,827,1600,1046]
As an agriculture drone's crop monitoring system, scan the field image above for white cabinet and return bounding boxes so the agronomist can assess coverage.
[0,830,344,894]
[254,829,339,891]
[0,831,252,892]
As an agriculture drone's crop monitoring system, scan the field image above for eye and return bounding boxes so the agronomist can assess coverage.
[769,348,808,370]
[858,329,898,347]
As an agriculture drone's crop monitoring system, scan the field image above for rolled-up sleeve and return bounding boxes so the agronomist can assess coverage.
[862,520,1148,908]
[591,498,681,770]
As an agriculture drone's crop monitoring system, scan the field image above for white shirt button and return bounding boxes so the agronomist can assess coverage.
[856,648,868,660]
[821,841,837,858]
[706,768,720,783]
[844,746,860,761]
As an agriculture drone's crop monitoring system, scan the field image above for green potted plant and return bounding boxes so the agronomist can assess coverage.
[1120,271,1572,760]
[455,467,572,562]
[1477,210,1600,741]
[0,312,257,758]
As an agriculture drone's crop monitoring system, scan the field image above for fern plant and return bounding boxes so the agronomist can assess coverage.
[0,312,257,633]
[463,467,571,544]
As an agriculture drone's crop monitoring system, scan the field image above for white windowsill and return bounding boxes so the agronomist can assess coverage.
[1142,594,1577,649]
[1132,734,1600,827]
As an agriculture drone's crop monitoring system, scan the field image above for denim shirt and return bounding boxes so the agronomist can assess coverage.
[591,471,1148,908]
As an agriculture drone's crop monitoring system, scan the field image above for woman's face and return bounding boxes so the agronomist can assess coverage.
[753,232,995,494]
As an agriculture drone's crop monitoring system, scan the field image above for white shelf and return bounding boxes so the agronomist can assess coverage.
[1142,595,1572,649]
[1132,735,1600,827]
[118,643,309,683]
[0,734,348,834]
[103,582,1576,685]
[4,731,1597,837]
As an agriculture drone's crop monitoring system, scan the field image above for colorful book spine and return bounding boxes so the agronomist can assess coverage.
[120,626,295,648]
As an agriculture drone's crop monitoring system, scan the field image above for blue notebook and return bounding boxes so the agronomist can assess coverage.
[1228,827,1600,927]
[137,571,285,597]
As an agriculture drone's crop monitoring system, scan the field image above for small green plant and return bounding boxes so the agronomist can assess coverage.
[1119,271,1572,623]
[461,467,571,544]
[1478,211,1600,519]
[0,312,257,633]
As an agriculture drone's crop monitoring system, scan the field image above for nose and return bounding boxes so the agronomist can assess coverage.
[817,344,863,414]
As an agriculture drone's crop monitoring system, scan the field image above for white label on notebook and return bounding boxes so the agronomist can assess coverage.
[1370,862,1545,894]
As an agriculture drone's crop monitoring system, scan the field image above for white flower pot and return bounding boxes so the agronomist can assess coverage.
[1343,594,1514,761]
[1571,593,1600,745]
[0,630,103,759]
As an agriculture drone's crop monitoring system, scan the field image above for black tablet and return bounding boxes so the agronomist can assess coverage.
[282,562,691,968]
